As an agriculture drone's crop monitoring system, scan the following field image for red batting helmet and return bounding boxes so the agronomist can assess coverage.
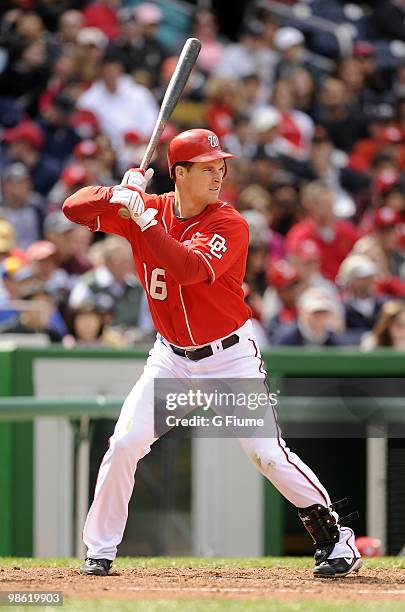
[167,128,234,179]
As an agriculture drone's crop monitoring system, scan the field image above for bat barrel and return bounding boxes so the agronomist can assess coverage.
[119,37,201,217]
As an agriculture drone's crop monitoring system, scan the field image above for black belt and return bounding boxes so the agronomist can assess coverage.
[170,334,239,361]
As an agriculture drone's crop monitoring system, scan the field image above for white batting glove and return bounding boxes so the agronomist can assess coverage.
[121,167,154,191]
[110,186,145,220]
[110,186,158,230]
[136,208,158,232]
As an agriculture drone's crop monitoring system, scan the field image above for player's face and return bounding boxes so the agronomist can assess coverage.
[184,159,226,205]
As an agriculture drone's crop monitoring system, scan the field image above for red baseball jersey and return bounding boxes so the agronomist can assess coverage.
[63,187,251,347]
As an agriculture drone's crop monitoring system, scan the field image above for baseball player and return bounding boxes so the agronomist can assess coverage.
[63,128,361,578]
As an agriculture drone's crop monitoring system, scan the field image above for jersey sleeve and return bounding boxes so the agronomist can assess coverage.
[189,215,249,284]
[62,186,164,240]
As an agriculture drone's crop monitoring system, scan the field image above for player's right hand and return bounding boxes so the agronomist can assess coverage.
[121,167,154,191]
[110,185,145,220]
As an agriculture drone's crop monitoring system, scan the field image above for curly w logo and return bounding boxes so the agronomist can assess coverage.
[208,134,219,148]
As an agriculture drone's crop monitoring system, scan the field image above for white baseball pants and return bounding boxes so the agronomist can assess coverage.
[83,319,359,560]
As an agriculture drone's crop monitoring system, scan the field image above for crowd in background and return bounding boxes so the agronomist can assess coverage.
[0,0,404,350]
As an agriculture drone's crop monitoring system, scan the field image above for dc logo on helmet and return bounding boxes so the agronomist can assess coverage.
[208,134,219,148]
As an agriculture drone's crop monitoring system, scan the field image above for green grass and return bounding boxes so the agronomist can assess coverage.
[1,556,405,569]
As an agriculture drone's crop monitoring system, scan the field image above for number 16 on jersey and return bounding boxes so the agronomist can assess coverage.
[144,264,167,301]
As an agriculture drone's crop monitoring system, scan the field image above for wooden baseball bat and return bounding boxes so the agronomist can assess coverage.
[118,37,202,218]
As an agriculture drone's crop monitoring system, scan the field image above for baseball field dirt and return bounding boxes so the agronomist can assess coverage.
[1,558,405,611]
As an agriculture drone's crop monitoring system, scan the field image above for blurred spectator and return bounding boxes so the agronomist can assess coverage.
[338,253,386,344]
[250,105,283,160]
[83,0,120,40]
[362,300,405,350]
[72,140,112,184]
[132,2,166,88]
[268,173,302,235]
[25,240,72,306]
[63,294,126,348]
[0,219,16,262]
[238,186,284,256]
[15,11,46,44]
[262,258,302,339]
[286,181,358,281]
[192,8,225,74]
[273,27,312,83]
[70,108,100,141]
[30,2,72,34]
[353,206,404,278]
[2,120,61,196]
[48,163,91,209]
[305,127,356,219]
[109,4,167,89]
[243,211,269,296]
[273,286,344,346]
[357,167,403,234]
[38,50,80,111]
[240,73,262,116]
[94,133,120,181]
[214,21,276,100]
[69,235,153,339]
[0,34,50,116]
[336,57,366,110]
[116,130,147,176]
[106,8,141,77]
[348,106,402,173]
[77,54,158,149]
[74,26,108,84]
[242,209,287,335]
[54,9,84,48]
[43,210,92,277]
[288,239,337,296]
[0,282,65,342]
[290,66,316,116]
[38,91,81,161]
[205,77,241,137]
[0,163,43,249]
[0,261,36,325]
[317,78,367,152]
[353,42,387,110]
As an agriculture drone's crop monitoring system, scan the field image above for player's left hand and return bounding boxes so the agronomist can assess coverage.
[110,186,158,230]
[121,167,154,191]
[110,185,145,220]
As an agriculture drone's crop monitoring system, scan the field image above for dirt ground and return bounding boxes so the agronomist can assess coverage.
[1,566,405,602]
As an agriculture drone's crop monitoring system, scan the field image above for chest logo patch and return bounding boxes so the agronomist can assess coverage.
[208,233,227,259]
